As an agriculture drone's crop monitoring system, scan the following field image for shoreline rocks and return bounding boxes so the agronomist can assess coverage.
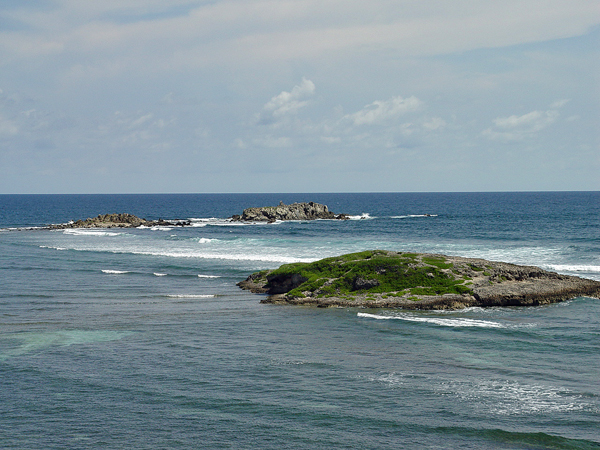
[47,213,190,229]
[238,250,600,310]
[230,201,349,222]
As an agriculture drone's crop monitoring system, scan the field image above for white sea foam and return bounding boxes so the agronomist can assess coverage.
[198,274,220,278]
[35,241,315,264]
[390,214,438,219]
[368,372,405,387]
[166,294,216,298]
[194,237,216,244]
[40,245,67,251]
[440,378,589,415]
[101,269,130,274]
[189,217,220,223]
[545,264,600,274]
[348,213,373,220]
[357,312,505,328]
[63,229,123,237]
[154,272,167,277]
[189,218,249,227]
[122,250,312,264]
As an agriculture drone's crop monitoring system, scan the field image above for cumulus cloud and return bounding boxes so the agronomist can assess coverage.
[423,117,446,131]
[258,78,315,124]
[253,135,292,148]
[550,99,570,109]
[482,101,566,141]
[345,96,422,126]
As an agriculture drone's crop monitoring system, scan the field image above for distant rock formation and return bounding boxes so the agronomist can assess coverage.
[230,201,349,222]
[47,213,190,229]
[238,250,600,309]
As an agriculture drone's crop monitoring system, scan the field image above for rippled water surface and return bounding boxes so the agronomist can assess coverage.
[1,192,599,449]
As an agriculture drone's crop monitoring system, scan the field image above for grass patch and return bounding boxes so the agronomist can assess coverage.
[267,250,473,298]
[422,256,454,270]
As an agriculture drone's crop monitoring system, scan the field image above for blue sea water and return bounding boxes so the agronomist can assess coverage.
[0,192,599,449]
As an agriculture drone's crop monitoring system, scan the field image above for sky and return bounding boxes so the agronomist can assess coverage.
[0,0,598,194]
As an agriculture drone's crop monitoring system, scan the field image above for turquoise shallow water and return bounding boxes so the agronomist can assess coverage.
[1,192,599,449]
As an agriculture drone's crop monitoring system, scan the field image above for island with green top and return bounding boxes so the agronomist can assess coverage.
[238,250,600,309]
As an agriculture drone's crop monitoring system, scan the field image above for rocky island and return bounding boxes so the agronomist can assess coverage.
[47,213,190,229]
[238,250,600,309]
[230,201,349,222]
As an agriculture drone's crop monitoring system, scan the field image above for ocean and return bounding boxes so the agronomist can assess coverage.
[1,192,599,449]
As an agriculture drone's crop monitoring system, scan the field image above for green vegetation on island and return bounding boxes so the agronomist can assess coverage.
[238,250,600,309]
[252,250,472,298]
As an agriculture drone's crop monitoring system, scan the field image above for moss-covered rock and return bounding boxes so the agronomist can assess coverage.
[238,250,600,309]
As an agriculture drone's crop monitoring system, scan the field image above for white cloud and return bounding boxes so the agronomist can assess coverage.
[3,0,598,76]
[258,78,315,124]
[423,117,446,131]
[253,135,292,148]
[0,2,598,192]
[321,136,341,144]
[483,109,559,141]
[550,99,570,109]
[345,96,422,126]
[129,113,154,128]
[482,98,573,141]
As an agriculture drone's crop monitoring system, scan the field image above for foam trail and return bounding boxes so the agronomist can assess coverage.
[545,264,600,273]
[198,274,220,278]
[40,245,67,251]
[102,269,130,274]
[122,250,313,264]
[63,229,123,236]
[194,238,216,243]
[189,218,255,227]
[154,273,167,277]
[390,214,438,219]
[166,294,216,298]
[357,312,505,328]
[348,213,373,220]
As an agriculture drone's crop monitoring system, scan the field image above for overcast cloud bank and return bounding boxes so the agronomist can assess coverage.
[0,1,598,193]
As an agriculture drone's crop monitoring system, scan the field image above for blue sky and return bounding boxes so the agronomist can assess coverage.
[0,1,598,193]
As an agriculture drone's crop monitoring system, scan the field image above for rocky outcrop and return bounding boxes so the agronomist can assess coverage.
[230,202,348,222]
[238,250,600,310]
[47,213,190,229]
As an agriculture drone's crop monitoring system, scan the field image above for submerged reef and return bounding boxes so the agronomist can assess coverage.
[238,250,600,310]
[230,201,349,222]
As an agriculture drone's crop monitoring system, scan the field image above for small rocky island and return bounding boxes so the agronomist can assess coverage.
[230,202,348,222]
[47,213,190,229]
[238,250,600,309]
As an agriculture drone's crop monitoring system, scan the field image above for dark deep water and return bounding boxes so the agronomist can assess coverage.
[1,192,599,449]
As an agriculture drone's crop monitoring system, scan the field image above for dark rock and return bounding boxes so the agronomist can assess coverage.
[352,277,381,291]
[265,273,309,295]
[230,202,349,222]
[46,213,190,229]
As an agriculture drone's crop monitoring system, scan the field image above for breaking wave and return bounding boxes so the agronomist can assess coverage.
[357,312,505,328]
[390,214,438,219]
[347,213,373,220]
[166,294,216,298]
[63,229,124,237]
